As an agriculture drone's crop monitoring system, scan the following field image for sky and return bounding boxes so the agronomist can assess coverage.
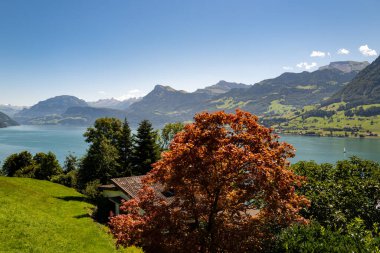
[0,0,379,106]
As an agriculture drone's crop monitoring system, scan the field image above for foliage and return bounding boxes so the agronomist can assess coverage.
[82,179,102,202]
[110,110,309,252]
[118,118,133,176]
[51,170,78,188]
[50,154,79,187]
[292,157,380,229]
[78,118,134,188]
[132,119,160,175]
[33,152,63,180]
[274,219,380,253]
[2,151,33,177]
[63,153,79,172]
[2,151,62,181]
[157,122,184,150]
[79,136,120,187]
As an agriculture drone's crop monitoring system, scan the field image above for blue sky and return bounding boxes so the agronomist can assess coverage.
[0,0,379,105]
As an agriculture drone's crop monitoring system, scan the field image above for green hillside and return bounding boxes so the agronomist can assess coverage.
[267,102,380,137]
[0,111,19,128]
[0,177,140,253]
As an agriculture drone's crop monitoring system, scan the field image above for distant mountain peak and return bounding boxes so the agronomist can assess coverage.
[196,80,250,95]
[319,61,369,73]
[327,56,380,105]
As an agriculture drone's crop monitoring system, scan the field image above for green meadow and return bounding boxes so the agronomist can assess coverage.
[0,177,141,253]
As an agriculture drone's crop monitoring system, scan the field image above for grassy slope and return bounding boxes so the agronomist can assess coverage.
[0,177,141,253]
[271,103,380,137]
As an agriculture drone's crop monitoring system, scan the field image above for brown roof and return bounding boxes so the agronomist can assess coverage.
[111,176,173,203]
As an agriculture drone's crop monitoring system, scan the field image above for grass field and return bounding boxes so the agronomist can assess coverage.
[0,177,141,253]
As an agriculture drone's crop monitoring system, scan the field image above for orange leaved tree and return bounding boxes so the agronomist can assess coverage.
[110,110,309,253]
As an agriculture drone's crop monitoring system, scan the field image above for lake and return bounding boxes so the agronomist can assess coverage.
[0,125,379,165]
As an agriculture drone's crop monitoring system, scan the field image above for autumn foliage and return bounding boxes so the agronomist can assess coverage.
[109,110,309,252]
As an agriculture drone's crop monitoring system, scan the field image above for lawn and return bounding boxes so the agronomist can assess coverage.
[0,177,141,253]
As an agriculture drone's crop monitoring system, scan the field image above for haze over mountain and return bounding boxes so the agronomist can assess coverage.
[0,105,27,117]
[87,97,141,110]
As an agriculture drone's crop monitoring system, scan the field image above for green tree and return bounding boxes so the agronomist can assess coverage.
[78,118,125,188]
[1,151,33,177]
[292,157,380,229]
[275,219,380,253]
[51,154,79,188]
[132,120,160,175]
[84,117,122,147]
[63,153,78,173]
[158,122,184,150]
[33,152,63,180]
[78,137,120,188]
[118,118,133,176]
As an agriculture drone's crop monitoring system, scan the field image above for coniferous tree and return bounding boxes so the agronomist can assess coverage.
[132,120,160,175]
[118,118,133,176]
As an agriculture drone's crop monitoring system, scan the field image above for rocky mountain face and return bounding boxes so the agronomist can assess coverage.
[319,61,369,73]
[327,57,380,105]
[0,111,19,128]
[195,80,250,95]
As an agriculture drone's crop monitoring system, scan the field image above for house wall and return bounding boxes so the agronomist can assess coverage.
[102,190,129,200]
[101,190,130,215]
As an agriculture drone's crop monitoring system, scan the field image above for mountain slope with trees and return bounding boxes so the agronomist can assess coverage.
[207,61,367,115]
[270,57,380,137]
[327,56,380,105]
[14,95,88,123]
[0,111,19,128]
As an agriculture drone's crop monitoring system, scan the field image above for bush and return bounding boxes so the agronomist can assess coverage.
[274,219,380,253]
[51,170,78,188]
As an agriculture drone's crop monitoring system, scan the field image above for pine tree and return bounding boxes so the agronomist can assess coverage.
[118,118,133,176]
[132,120,160,175]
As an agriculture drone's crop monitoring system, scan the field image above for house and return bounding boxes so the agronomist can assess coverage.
[99,176,173,215]
[100,176,259,218]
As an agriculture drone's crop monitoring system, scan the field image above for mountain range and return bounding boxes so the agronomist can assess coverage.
[1,59,378,128]
[327,57,380,106]
[0,111,18,128]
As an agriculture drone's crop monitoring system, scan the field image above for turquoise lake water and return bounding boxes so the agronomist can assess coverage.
[0,125,379,165]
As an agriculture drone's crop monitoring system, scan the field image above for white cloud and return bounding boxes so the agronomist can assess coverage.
[359,45,377,56]
[117,89,145,100]
[97,91,106,95]
[337,48,350,55]
[296,62,317,70]
[310,50,326,57]
[327,52,331,57]
[282,66,293,71]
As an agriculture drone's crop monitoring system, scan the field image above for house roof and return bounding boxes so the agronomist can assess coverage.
[111,176,173,203]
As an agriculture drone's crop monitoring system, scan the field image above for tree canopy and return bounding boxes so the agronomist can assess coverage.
[110,110,309,252]
[78,117,134,188]
[132,119,160,175]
